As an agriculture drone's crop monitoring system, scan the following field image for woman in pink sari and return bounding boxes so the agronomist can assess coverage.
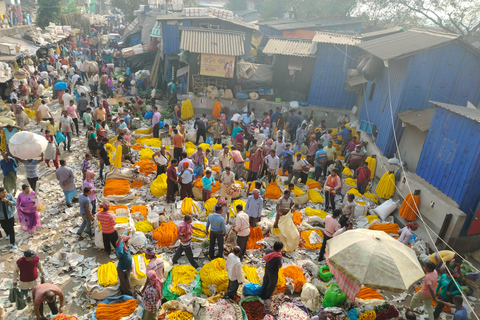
[17,184,41,233]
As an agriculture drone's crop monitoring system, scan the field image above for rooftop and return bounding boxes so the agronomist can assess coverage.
[257,18,362,31]
[179,27,246,56]
[263,37,317,57]
[430,100,480,123]
[312,32,361,45]
[357,29,460,61]
[156,12,257,30]
[398,108,436,132]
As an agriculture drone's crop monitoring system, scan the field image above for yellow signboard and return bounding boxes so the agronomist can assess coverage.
[200,54,235,78]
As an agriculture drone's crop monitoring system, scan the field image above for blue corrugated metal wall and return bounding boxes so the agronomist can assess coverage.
[162,21,191,55]
[416,108,480,235]
[359,42,480,157]
[307,43,358,109]
[359,59,408,157]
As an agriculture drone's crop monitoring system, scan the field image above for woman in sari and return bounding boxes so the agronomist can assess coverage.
[44,130,60,169]
[17,184,41,234]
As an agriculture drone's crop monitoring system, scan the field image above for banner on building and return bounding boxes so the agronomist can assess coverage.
[200,54,235,78]
[150,22,161,38]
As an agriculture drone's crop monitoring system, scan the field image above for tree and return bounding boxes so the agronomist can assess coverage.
[36,0,62,28]
[355,0,480,37]
[111,0,148,22]
[225,0,248,11]
[258,0,357,20]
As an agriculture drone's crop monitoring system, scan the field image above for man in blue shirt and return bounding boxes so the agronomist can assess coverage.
[444,295,467,320]
[123,110,131,128]
[278,144,294,176]
[116,233,133,295]
[315,145,327,180]
[206,205,227,260]
[201,170,215,202]
[1,152,18,196]
[245,189,263,227]
[240,111,253,129]
[270,107,280,136]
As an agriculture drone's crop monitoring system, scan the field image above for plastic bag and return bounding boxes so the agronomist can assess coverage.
[372,199,398,220]
[301,283,320,311]
[94,226,104,249]
[9,287,26,310]
[277,212,300,252]
[9,131,48,160]
[130,232,147,247]
[56,131,66,144]
[144,110,152,119]
[243,282,262,296]
[323,283,348,307]
[318,266,333,282]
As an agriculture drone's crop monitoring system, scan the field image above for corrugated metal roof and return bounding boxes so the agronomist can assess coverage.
[263,37,317,57]
[179,27,246,56]
[312,32,361,45]
[361,27,405,40]
[257,19,361,29]
[358,29,460,60]
[398,108,435,132]
[156,12,257,30]
[430,100,480,123]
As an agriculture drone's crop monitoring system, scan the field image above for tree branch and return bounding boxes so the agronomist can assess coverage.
[398,1,457,34]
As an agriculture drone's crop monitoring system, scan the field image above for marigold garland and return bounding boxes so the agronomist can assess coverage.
[358,310,376,320]
[170,265,198,296]
[130,180,145,188]
[167,310,193,320]
[131,159,156,175]
[306,179,322,190]
[264,182,282,199]
[103,179,130,197]
[293,210,302,225]
[356,287,383,300]
[246,227,263,249]
[369,222,400,235]
[131,205,148,219]
[301,230,324,250]
[200,258,229,296]
[153,222,178,247]
[95,299,139,320]
[283,266,306,293]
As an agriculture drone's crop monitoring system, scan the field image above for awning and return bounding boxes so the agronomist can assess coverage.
[0,36,39,56]
[180,27,246,56]
[263,37,317,57]
[397,108,435,132]
[346,75,368,87]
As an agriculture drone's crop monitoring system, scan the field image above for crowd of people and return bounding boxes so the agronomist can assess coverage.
[0,25,472,320]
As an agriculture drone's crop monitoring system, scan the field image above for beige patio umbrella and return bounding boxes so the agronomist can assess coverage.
[326,229,425,295]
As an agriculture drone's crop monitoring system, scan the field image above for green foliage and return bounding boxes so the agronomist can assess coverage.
[225,0,247,11]
[36,0,62,28]
[64,0,80,14]
[259,0,357,20]
[111,0,148,22]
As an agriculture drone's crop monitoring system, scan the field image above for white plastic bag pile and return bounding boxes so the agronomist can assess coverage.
[9,131,48,159]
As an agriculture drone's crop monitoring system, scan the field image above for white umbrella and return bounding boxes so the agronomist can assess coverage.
[327,228,425,293]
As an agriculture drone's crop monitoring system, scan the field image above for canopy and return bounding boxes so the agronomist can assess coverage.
[327,229,425,299]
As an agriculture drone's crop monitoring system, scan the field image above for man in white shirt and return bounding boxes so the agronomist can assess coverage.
[275,136,286,156]
[220,167,235,185]
[265,150,280,183]
[62,89,72,108]
[234,204,250,260]
[287,153,304,185]
[178,162,194,199]
[219,145,232,174]
[256,129,267,147]
[333,221,353,237]
[225,246,243,300]
[36,100,52,120]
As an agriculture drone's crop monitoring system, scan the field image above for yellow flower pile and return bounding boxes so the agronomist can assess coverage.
[200,258,228,296]
[364,192,379,204]
[343,167,353,176]
[204,198,218,216]
[181,197,200,215]
[376,171,396,199]
[308,190,324,203]
[301,230,324,250]
[348,188,362,197]
[171,265,198,296]
[284,185,305,196]
[98,262,118,287]
[242,265,261,284]
[344,178,357,187]
[135,220,154,233]
[167,310,193,320]
[305,208,328,219]
[358,310,376,320]
[192,223,207,241]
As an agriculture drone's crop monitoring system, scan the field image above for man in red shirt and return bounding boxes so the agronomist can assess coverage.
[356,162,371,194]
[166,159,178,203]
[171,214,206,268]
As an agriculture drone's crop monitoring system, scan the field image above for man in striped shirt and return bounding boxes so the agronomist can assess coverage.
[23,155,43,192]
[96,201,118,255]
